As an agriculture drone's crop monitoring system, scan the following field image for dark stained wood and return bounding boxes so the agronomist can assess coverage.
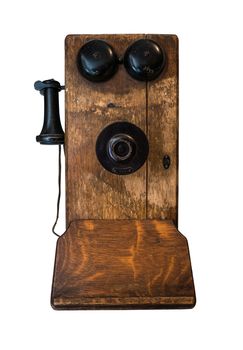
[51,220,195,309]
[146,34,178,223]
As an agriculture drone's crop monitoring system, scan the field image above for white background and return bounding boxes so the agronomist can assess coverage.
[0,0,242,349]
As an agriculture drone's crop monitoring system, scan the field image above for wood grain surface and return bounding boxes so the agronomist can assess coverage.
[65,34,178,224]
[51,220,195,309]
[147,34,178,222]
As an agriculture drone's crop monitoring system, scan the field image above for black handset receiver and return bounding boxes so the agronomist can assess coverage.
[35,79,65,145]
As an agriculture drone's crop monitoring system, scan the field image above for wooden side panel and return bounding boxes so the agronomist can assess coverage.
[65,34,147,224]
[146,35,178,223]
[52,220,195,309]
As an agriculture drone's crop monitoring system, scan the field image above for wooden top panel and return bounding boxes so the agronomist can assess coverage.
[51,219,195,309]
[65,34,178,224]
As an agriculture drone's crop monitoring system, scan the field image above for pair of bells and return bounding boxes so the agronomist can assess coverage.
[77,39,166,82]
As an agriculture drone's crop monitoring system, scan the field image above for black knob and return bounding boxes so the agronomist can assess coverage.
[124,39,166,81]
[77,40,118,82]
[34,79,64,145]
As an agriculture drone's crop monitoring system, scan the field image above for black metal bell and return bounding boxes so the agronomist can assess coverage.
[34,79,65,145]
[77,40,118,82]
[124,39,166,81]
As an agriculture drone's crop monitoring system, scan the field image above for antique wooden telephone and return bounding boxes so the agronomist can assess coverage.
[35,34,196,309]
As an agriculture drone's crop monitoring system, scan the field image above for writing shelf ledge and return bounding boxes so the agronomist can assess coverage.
[51,219,196,309]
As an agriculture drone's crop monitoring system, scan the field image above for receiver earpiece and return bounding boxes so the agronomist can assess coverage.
[34,79,64,145]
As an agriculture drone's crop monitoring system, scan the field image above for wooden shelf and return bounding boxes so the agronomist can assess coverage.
[51,220,196,309]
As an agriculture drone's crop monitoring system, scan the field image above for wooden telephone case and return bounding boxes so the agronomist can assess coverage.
[49,34,196,309]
